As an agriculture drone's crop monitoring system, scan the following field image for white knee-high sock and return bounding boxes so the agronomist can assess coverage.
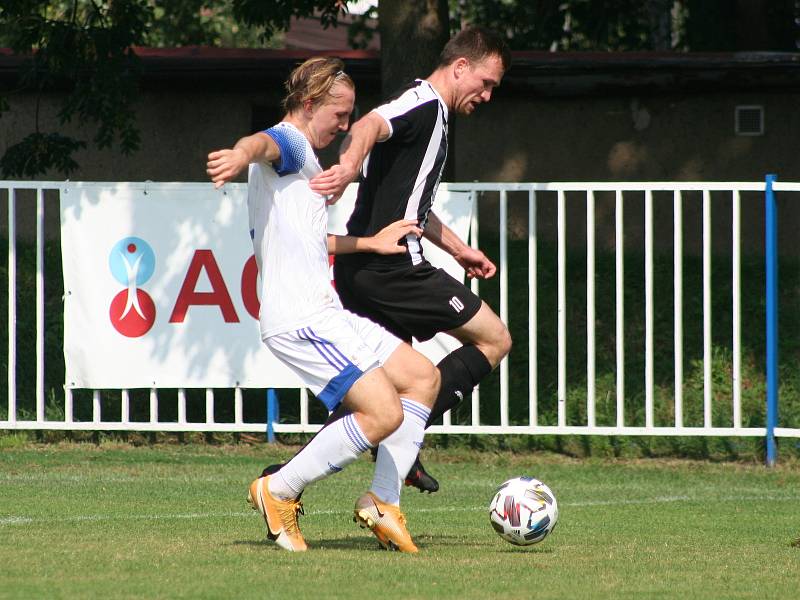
[370,398,430,506]
[269,413,372,500]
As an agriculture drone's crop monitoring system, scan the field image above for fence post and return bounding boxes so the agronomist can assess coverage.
[266,389,279,443]
[765,174,778,467]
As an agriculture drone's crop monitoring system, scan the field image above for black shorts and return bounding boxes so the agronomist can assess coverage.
[333,259,482,343]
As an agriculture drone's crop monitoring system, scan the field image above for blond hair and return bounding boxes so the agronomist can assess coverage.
[282,57,355,113]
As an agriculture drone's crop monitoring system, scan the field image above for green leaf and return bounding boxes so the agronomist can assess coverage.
[0,132,87,179]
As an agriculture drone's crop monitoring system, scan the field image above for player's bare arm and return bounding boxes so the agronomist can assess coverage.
[424,211,497,279]
[207,132,281,189]
[327,219,422,255]
[310,111,390,201]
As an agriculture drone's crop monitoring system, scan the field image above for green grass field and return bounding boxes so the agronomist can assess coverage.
[1,441,798,599]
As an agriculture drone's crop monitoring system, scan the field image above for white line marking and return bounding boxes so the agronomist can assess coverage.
[2,494,798,527]
[0,512,248,527]
[0,516,33,526]
[0,474,231,483]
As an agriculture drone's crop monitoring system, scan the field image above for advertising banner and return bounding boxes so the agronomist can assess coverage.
[61,182,472,389]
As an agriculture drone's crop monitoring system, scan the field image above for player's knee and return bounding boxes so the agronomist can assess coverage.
[378,401,404,439]
[497,324,512,359]
[480,322,512,367]
[420,362,442,406]
[357,398,403,444]
[403,354,440,407]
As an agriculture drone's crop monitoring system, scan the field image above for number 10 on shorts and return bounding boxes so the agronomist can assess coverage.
[449,296,465,313]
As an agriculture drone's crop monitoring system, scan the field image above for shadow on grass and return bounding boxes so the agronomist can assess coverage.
[230,534,507,552]
[230,537,383,552]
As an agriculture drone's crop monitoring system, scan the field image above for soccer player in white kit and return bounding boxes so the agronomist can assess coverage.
[206,57,439,553]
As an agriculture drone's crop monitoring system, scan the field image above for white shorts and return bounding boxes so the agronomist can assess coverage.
[264,308,402,411]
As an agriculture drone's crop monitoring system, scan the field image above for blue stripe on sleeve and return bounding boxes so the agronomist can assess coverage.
[264,125,306,176]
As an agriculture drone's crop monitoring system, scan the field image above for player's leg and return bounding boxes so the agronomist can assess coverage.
[333,261,511,491]
[398,301,510,494]
[251,367,401,552]
[249,319,403,551]
[428,299,512,425]
[275,341,444,498]
[368,341,439,504]
[407,284,510,492]
[261,332,443,491]
[348,315,439,552]
[354,388,432,551]
[393,299,511,495]
[336,261,510,424]
[263,334,403,501]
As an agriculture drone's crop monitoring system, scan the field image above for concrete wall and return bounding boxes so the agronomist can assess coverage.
[2,73,798,256]
[0,86,381,240]
[455,88,799,256]
[456,90,799,182]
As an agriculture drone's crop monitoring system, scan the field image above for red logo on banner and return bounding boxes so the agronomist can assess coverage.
[109,289,157,337]
[108,237,157,337]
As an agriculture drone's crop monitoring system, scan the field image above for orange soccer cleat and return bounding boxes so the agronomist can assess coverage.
[247,476,307,552]
[353,492,418,553]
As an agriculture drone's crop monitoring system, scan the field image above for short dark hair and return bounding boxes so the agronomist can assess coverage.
[438,26,511,72]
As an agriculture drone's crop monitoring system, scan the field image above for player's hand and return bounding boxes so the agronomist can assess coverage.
[206,148,249,189]
[368,219,422,254]
[310,164,357,204]
[453,246,497,279]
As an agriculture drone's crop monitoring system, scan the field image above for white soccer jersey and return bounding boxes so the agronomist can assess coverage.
[247,121,342,339]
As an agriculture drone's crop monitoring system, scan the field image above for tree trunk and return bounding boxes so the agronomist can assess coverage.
[646,0,673,50]
[686,0,736,50]
[378,0,450,98]
[686,0,797,51]
[736,0,797,51]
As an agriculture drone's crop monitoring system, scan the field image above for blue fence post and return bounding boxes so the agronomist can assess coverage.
[266,389,279,443]
[765,174,779,467]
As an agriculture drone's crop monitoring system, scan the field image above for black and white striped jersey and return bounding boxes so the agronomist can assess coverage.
[341,79,448,269]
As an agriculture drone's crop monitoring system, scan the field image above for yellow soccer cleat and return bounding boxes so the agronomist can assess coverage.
[353,492,418,553]
[247,476,307,552]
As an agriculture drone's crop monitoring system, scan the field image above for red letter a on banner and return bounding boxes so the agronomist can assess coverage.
[169,249,239,323]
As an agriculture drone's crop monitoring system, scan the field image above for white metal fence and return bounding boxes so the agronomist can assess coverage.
[2,180,799,440]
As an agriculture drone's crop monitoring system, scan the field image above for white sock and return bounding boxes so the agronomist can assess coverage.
[269,413,372,500]
[370,398,430,506]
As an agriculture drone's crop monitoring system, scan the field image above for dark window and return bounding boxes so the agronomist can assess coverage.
[735,105,764,136]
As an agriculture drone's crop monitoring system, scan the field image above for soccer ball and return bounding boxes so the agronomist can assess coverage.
[489,476,558,546]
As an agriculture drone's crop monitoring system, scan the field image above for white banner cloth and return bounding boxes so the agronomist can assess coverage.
[61,182,472,389]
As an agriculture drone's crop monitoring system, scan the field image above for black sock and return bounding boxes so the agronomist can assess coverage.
[426,344,492,428]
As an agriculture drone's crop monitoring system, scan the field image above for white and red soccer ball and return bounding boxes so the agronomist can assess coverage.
[489,476,558,546]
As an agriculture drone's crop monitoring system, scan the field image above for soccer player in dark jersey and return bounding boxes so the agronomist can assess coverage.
[310,27,513,493]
